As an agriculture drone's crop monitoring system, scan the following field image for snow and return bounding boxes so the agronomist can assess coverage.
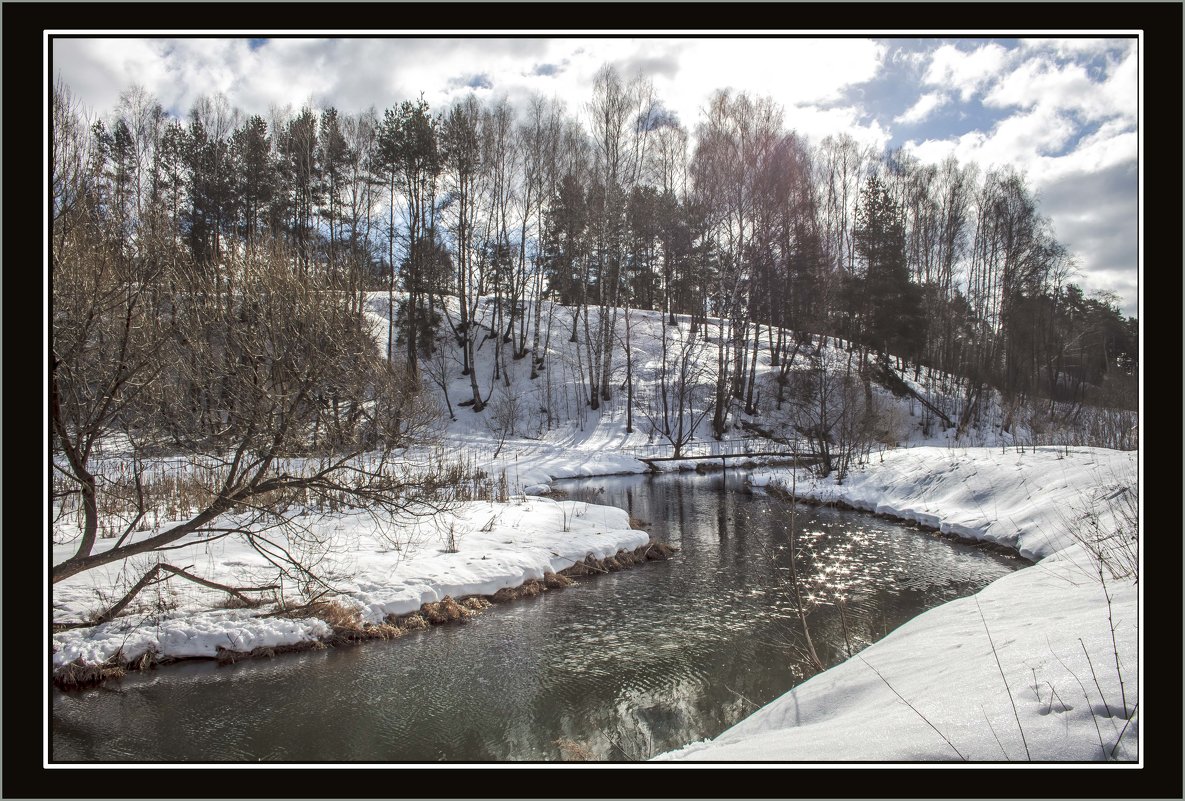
[52,294,1139,762]
[53,611,333,666]
[655,445,1139,761]
[53,497,648,669]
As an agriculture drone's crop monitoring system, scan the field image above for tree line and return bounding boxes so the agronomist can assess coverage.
[56,67,1137,428]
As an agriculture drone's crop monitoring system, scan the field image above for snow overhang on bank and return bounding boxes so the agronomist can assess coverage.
[52,498,649,670]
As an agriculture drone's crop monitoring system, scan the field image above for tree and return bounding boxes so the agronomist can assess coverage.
[317,107,351,277]
[691,89,783,438]
[230,115,275,254]
[388,97,441,379]
[851,173,923,360]
[52,234,448,589]
[440,94,486,408]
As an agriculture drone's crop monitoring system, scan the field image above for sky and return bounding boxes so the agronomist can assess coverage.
[51,35,1139,317]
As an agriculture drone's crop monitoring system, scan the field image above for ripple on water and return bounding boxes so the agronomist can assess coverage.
[51,471,1019,762]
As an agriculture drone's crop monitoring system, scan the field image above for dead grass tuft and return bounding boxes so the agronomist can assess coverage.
[299,600,406,644]
[302,599,364,629]
[643,540,677,560]
[392,612,429,630]
[53,658,127,691]
[216,640,327,665]
[459,595,492,611]
[492,579,547,603]
[420,596,470,624]
[561,561,591,577]
[544,572,574,589]
[133,650,159,671]
[215,594,266,610]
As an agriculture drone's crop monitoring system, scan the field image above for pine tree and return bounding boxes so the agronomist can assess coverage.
[852,174,923,359]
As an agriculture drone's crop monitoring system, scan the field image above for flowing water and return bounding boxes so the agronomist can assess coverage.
[51,471,1023,762]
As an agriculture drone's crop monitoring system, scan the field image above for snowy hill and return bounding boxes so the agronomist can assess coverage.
[363,292,1136,493]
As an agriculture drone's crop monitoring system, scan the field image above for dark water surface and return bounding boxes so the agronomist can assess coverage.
[52,471,1021,762]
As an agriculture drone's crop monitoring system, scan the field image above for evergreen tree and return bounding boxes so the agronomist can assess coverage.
[852,174,923,359]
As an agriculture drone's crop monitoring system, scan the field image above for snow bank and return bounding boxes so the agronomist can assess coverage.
[52,497,648,670]
[53,611,333,666]
[657,446,1139,762]
[747,446,1135,561]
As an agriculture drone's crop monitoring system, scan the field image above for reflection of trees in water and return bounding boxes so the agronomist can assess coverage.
[53,473,1014,762]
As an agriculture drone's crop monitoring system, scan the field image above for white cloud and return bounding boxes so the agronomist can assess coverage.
[1019,38,1135,59]
[984,57,1093,112]
[785,104,891,152]
[52,38,175,116]
[1028,124,1136,185]
[903,105,1138,317]
[650,38,884,135]
[905,104,1076,175]
[53,36,887,138]
[1098,48,1137,123]
[922,43,1009,101]
[983,49,1136,124]
[894,91,947,125]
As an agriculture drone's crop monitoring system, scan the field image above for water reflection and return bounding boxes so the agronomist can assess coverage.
[52,471,1020,762]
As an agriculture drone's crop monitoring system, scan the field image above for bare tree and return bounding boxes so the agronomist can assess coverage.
[52,221,450,591]
[637,322,714,457]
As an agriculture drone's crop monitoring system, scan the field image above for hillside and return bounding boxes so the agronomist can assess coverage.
[364,292,1136,491]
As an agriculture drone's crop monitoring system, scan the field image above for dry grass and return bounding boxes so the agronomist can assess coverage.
[215,594,268,610]
[641,540,677,560]
[544,572,574,589]
[391,611,429,630]
[492,579,547,602]
[301,599,405,644]
[215,640,327,665]
[55,539,680,690]
[53,658,128,690]
[420,596,470,624]
[460,595,492,612]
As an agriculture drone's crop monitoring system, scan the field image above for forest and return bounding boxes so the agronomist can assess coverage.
[51,65,1138,584]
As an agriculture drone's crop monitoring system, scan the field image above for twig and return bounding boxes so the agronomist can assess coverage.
[723,683,757,713]
[1047,635,1107,760]
[858,655,967,761]
[1044,681,1069,714]
[980,705,1010,760]
[1109,702,1138,760]
[837,597,854,658]
[975,597,1031,761]
[1097,566,1129,716]
[1079,638,1112,718]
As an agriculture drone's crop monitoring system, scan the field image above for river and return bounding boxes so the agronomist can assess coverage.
[51,470,1022,762]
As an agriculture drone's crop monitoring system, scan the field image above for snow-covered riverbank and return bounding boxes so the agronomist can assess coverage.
[656,445,1139,762]
[52,497,649,671]
[52,441,1140,763]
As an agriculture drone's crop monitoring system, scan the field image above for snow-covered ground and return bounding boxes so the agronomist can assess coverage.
[53,497,648,669]
[52,294,1139,762]
[656,445,1139,762]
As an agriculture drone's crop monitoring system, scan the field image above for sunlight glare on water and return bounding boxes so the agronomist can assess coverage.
[52,471,1020,762]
